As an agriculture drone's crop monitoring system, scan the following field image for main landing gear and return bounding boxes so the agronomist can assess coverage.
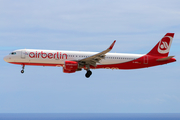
[85,65,92,78]
[21,65,25,74]
[85,70,92,78]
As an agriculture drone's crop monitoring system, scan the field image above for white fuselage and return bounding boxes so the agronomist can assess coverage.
[4,49,144,66]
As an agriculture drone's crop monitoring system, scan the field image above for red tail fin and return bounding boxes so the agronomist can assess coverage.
[147,33,174,57]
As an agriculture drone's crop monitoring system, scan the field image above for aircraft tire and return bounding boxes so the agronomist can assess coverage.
[21,70,24,74]
[85,70,92,78]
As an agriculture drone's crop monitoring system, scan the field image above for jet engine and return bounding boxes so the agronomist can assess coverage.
[63,61,78,73]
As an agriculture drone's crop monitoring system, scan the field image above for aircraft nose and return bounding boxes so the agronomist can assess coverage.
[3,56,9,62]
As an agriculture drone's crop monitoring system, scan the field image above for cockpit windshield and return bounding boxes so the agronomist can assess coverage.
[10,52,16,55]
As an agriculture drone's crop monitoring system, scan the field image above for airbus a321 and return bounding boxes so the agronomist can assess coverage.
[4,33,176,78]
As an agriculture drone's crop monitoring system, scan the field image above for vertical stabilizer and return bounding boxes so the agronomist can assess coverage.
[147,33,174,57]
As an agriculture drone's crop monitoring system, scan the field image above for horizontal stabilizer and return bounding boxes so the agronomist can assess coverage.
[156,56,175,62]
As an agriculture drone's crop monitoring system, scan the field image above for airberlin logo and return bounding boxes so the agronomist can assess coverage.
[29,51,67,59]
[160,41,168,50]
[158,36,172,54]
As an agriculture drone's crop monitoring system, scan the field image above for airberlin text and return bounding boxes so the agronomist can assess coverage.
[29,51,67,59]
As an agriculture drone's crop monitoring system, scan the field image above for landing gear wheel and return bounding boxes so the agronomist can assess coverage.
[85,70,92,78]
[21,65,25,74]
[21,70,24,74]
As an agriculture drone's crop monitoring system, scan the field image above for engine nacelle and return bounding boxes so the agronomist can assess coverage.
[63,61,78,73]
[63,68,76,73]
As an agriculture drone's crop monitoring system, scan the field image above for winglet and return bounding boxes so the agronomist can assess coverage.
[108,40,116,50]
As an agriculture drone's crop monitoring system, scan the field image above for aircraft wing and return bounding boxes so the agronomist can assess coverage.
[77,40,116,67]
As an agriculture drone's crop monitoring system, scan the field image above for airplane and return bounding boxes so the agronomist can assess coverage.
[3,33,176,78]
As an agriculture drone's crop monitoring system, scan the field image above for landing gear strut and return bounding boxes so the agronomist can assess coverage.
[21,65,25,74]
[85,70,92,78]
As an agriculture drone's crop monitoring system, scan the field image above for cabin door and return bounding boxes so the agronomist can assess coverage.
[21,50,26,59]
[144,55,148,64]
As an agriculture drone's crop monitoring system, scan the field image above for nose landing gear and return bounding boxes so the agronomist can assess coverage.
[21,65,25,73]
